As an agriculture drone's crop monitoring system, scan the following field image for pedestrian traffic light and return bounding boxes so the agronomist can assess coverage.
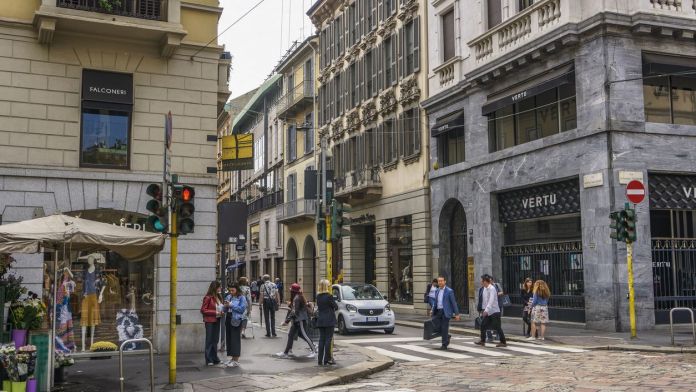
[174,185,195,235]
[625,206,637,243]
[146,183,168,233]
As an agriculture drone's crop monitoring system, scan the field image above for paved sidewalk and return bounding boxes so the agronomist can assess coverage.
[394,311,696,352]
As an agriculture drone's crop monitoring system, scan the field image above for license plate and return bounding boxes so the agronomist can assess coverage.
[367,317,378,322]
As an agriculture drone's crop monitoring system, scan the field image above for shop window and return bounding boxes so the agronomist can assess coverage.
[387,216,413,304]
[436,126,465,167]
[504,215,581,245]
[643,54,696,126]
[250,224,260,251]
[487,74,577,152]
[442,8,455,62]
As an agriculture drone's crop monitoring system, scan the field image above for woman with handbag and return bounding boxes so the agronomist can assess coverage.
[201,281,224,366]
[315,279,338,366]
[520,278,534,337]
[275,283,316,358]
[223,283,248,368]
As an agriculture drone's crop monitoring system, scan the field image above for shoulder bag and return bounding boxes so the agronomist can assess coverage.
[264,283,279,311]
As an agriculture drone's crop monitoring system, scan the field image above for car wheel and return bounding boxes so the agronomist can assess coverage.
[384,327,395,335]
[338,316,349,335]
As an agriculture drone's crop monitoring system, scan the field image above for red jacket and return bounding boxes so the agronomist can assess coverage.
[201,295,220,323]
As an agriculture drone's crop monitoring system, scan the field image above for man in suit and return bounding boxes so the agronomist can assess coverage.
[431,275,460,350]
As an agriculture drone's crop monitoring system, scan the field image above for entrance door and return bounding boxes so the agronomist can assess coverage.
[449,203,469,314]
[365,224,376,286]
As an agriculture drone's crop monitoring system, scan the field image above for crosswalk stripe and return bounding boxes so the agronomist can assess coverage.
[445,343,511,357]
[508,341,586,353]
[341,337,425,344]
[364,346,429,362]
[497,344,553,355]
[395,344,472,359]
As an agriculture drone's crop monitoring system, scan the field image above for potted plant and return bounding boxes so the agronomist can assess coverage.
[0,344,38,392]
[9,298,46,347]
[98,0,122,12]
[53,351,74,384]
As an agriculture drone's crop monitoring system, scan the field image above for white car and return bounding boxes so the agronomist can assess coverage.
[332,283,395,335]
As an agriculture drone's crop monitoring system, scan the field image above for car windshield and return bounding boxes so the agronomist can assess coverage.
[341,284,383,300]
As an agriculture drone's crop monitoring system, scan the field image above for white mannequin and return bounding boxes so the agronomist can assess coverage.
[81,256,106,352]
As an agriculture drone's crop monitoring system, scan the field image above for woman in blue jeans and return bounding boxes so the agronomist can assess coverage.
[200,281,223,366]
[223,283,248,368]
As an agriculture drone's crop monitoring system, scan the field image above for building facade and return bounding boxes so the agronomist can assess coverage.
[424,0,696,330]
[309,0,432,313]
[225,76,285,285]
[0,0,229,352]
[275,37,322,300]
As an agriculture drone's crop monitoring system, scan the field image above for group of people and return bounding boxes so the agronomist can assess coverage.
[201,276,339,368]
[426,274,552,350]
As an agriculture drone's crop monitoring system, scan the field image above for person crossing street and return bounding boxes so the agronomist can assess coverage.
[475,274,507,348]
[430,276,460,350]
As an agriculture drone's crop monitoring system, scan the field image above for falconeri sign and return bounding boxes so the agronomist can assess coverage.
[82,69,134,105]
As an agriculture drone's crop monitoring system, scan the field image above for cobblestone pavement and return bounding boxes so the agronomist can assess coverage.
[309,351,696,392]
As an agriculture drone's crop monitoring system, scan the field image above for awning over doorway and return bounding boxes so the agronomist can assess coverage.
[431,111,464,137]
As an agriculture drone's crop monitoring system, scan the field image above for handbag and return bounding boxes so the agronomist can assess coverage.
[501,294,512,307]
[229,316,241,327]
[474,315,483,330]
[423,319,441,340]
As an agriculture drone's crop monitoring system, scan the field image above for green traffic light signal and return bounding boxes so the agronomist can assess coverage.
[625,207,637,243]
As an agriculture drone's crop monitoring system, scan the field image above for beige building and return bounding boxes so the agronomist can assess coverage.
[0,0,229,352]
[308,0,432,312]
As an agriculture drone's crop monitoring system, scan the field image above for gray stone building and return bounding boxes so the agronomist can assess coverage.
[424,0,696,331]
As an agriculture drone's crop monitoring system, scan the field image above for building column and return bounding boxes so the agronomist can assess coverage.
[343,225,366,284]
[375,220,389,296]
[412,211,432,312]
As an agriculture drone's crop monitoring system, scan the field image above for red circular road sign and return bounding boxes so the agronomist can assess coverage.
[626,180,645,204]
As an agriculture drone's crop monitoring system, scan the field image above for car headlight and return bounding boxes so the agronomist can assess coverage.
[346,304,358,312]
[385,303,391,312]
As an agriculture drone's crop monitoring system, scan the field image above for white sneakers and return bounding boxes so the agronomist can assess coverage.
[525,336,546,341]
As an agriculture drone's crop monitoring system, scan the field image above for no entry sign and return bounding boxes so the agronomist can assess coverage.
[626,180,645,204]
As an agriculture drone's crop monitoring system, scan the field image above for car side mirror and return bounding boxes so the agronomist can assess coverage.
[333,295,340,302]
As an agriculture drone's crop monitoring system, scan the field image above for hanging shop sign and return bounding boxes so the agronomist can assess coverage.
[82,69,133,104]
[498,178,580,222]
[648,173,696,210]
[221,134,254,171]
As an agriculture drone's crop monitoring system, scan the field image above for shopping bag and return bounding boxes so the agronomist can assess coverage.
[423,319,441,340]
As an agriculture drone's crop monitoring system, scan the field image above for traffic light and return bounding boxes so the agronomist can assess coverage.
[317,220,326,241]
[609,211,619,241]
[330,199,350,241]
[146,183,168,233]
[625,206,637,243]
[174,185,195,235]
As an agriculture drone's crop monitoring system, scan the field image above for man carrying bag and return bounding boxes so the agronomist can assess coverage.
[260,274,280,338]
[424,276,460,349]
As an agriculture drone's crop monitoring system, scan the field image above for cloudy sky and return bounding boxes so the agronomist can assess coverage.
[218,0,315,99]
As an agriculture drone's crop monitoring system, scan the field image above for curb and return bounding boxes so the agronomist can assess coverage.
[395,319,696,353]
[266,341,394,392]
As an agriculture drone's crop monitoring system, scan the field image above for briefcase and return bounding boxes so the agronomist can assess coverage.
[423,319,441,340]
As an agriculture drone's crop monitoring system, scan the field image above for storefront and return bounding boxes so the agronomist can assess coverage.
[649,173,696,324]
[498,178,585,322]
[387,216,413,304]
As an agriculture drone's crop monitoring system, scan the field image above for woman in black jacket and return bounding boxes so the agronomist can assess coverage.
[315,279,338,366]
[275,283,316,358]
[521,278,534,337]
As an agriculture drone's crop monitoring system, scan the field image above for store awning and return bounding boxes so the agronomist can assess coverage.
[0,214,165,261]
[431,111,464,137]
[482,64,575,115]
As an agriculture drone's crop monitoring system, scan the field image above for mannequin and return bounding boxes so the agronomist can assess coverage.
[56,267,76,352]
[81,255,105,351]
[117,284,144,351]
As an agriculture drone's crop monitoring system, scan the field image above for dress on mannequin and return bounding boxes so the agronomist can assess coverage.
[56,268,76,352]
[81,256,104,351]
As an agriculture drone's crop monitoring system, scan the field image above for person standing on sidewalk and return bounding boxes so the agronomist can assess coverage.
[315,279,338,366]
[201,281,224,366]
[431,276,460,350]
[223,283,247,368]
[528,280,551,341]
[276,283,317,358]
[475,274,507,348]
[260,274,280,337]
[521,278,534,337]
[238,277,253,338]
[276,277,284,304]
[425,278,438,312]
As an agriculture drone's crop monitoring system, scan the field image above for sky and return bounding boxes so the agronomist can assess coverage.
[218,0,315,99]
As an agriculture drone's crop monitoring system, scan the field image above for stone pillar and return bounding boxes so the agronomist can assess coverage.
[343,226,366,284]
[412,211,432,312]
[375,220,389,296]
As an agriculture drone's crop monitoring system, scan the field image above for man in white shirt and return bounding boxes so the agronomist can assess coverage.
[474,274,507,347]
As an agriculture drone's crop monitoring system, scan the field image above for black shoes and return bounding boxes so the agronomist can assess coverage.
[474,341,485,346]
[438,345,448,350]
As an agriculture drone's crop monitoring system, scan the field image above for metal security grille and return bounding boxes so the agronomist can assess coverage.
[652,239,696,318]
[502,241,585,322]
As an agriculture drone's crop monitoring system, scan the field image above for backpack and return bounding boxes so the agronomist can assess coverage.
[423,283,432,304]
[250,281,258,292]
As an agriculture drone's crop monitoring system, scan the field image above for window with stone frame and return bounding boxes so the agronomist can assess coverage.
[384,34,397,86]
[364,128,377,168]
[365,49,376,97]
[350,62,358,107]
[382,118,398,164]
[304,112,314,154]
[287,125,297,162]
[643,53,696,126]
[400,108,421,158]
[442,8,455,62]
[402,17,421,76]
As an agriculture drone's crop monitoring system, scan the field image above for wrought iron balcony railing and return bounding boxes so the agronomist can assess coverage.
[56,0,166,21]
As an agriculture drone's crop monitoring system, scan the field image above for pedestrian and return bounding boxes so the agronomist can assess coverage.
[315,279,338,366]
[260,274,280,338]
[223,283,247,368]
[200,281,224,366]
[276,277,284,304]
[475,274,507,348]
[528,280,551,341]
[424,278,438,312]
[476,285,494,342]
[238,277,253,338]
[250,279,258,303]
[257,277,264,301]
[276,283,316,358]
[521,278,534,337]
[430,276,460,350]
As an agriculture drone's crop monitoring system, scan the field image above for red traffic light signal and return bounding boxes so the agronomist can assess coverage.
[174,184,195,235]
[181,186,194,202]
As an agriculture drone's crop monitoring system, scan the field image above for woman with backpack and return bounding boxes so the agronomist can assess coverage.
[201,281,224,366]
[315,279,338,366]
[520,278,534,337]
[528,280,551,341]
[223,283,248,368]
[275,283,316,358]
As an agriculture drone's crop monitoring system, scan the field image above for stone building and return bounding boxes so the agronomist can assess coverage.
[0,0,229,351]
[308,0,432,313]
[424,0,696,330]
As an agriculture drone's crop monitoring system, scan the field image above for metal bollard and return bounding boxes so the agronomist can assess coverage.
[669,307,696,346]
[119,338,155,392]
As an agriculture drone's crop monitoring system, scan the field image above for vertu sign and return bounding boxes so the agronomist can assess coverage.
[82,69,133,104]
[649,174,696,210]
[498,179,580,222]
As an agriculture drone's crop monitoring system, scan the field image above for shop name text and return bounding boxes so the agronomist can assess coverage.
[683,186,696,198]
[522,194,557,209]
[89,86,128,95]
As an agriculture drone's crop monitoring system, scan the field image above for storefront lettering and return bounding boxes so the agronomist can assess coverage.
[653,261,671,268]
[511,91,528,102]
[88,86,127,95]
[350,213,376,225]
[113,222,146,231]
[683,186,696,198]
[522,194,557,209]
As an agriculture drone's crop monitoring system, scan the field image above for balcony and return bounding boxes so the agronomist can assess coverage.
[277,199,317,224]
[334,168,382,205]
[248,190,283,216]
[34,0,185,56]
[277,80,314,117]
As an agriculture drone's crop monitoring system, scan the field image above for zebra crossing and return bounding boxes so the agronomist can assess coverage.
[337,335,586,362]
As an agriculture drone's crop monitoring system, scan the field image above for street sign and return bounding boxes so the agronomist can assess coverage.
[626,180,645,204]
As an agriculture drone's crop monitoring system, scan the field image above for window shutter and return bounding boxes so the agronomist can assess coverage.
[376,44,383,92]
[359,56,365,103]
[397,113,404,157]
[345,10,351,49]
[414,108,421,154]
[371,0,378,30]
[343,70,350,112]
[378,0,384,23]
[390,34,397,85]
[371,50,378,97]
[414,16,421,72]
[398,30,404,79]
[358,0,365,38]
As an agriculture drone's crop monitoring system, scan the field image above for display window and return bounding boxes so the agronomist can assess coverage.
[387,216,413,304]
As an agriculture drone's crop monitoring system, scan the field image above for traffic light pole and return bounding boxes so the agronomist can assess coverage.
[626,239,637,339]
[169,211,178,385]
